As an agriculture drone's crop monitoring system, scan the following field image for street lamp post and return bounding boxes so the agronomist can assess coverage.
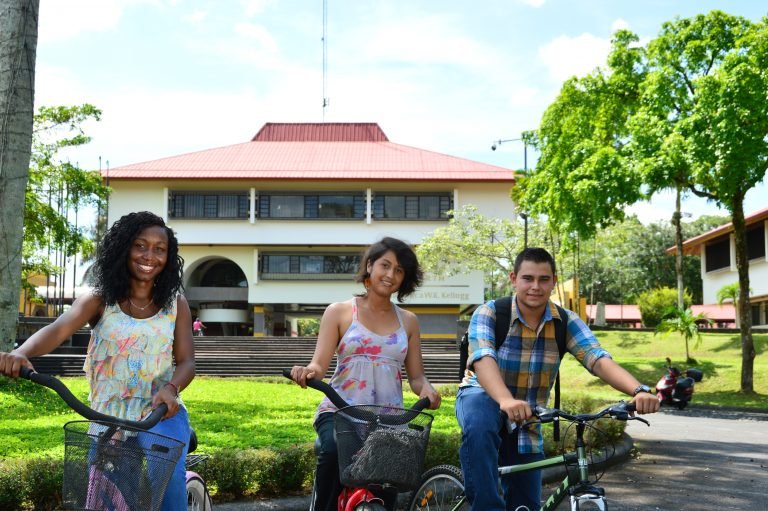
[492,137,530,248]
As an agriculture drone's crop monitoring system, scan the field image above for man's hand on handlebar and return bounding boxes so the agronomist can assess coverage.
[631,391,661,415]
[0,352,35,379]
[499,397,533,423]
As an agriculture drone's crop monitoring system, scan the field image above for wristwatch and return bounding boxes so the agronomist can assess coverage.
[632,384,652,396]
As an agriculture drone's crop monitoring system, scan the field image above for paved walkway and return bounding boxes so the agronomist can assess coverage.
[214,405,768,510]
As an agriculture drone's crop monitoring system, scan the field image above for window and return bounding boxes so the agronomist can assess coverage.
[169,192,249,219]
[746,224,766,260]
[373,193,452,220]
[705,238,730,272]
[259,193,365,219]
[261,254,361,279]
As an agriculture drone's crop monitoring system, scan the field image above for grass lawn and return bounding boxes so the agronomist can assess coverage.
[0,330,765,460]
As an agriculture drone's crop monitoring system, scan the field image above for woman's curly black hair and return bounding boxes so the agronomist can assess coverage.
[355,237,423,302]
[91,211,184,310]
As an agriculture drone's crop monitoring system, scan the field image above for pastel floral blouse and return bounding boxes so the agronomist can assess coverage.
[84,299,179,421]
[316,298,409,419]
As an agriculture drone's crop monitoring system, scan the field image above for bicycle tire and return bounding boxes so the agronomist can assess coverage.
[186,475,212,511]
[353,502,388,511]
[406,464,467,511]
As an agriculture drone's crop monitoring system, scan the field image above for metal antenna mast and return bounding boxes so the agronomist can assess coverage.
[322,0,329,120]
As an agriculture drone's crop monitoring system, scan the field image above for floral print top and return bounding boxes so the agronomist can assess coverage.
[316,297,409,418]
[83,299,179,421]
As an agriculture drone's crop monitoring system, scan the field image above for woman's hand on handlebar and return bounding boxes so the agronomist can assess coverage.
[289,364,321,388]
[0,352,35,379]
[151,384,181,419]
[420,384,442,410]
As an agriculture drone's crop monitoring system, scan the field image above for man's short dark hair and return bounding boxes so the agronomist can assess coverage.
[513,247,556,275]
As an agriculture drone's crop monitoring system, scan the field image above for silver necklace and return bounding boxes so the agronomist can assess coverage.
[128,297,153,311]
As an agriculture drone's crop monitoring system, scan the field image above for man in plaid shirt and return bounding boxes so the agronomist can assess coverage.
[456,247,660,511]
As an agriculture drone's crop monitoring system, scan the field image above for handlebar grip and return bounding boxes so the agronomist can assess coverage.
[282,368,350,410]
[18,367,169,430]
[625,402,636,413]
[413,397,431,412]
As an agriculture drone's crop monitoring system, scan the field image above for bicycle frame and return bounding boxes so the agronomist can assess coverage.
[409,402,646,511]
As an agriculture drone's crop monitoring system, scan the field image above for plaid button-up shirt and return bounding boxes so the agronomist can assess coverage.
[460,296,611,453]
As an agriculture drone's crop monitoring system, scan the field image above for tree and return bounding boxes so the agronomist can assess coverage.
[656,307,713,364]
[0,0,39,352]
[634,11,768,393]
[24,105,108,314]
[716,282,752,328]
[519,10,767,393]
[416,205,561,300]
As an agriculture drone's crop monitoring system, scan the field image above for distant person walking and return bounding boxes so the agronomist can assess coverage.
[193,317,206,336]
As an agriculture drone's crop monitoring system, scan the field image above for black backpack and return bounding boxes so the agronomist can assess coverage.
[458,295,569,440]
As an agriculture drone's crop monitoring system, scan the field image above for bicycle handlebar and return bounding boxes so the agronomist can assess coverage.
[503,400,649,433]
[19,367,168,429]
[281,368,431,424]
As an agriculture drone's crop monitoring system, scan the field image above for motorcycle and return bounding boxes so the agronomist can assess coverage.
[655,357,703,410]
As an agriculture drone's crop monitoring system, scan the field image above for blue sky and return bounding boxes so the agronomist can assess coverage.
[37,0,767,224]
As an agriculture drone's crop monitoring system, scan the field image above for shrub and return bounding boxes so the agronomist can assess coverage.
[24,456,63,511]
[254,444,314,495]
[636,287,691,328]
[0,459,25,510]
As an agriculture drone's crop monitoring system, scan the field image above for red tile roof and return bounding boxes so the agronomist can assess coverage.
[586,304,735,323]
[104,123,514,183]
[668,207,768,255]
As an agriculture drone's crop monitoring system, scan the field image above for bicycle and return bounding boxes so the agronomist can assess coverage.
[406,401,650,511]
[17,367,212,511]
[282,368,433,511]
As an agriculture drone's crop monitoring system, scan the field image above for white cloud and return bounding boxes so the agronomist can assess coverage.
[241,0,273,17]
[520,0,546,7]
[611,18,630,32]
[538,33,611,82]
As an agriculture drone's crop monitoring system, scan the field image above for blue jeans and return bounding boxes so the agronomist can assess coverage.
[146,406,191,511]
[455,386,544,511]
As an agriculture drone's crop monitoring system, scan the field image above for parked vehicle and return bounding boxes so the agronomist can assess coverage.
[655,357,703,410]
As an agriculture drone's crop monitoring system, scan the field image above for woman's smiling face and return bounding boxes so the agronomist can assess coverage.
[367,250,405,296]
[128,225,169,282]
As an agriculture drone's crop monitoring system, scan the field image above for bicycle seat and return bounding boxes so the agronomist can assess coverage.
[188,429,198,453]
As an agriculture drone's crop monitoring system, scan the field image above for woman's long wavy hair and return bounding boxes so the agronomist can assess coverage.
[91,211,184,310]
[355,237,423,302]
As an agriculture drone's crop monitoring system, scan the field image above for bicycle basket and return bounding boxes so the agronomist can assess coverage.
[62,420,184,511]
[334,404,433,491]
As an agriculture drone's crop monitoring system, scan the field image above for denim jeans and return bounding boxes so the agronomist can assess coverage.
[146,406,191,511]
[455,386,544,511]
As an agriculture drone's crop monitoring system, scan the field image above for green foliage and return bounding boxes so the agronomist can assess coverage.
[23,104,110,295]
[0,460,25,510]
[23,457,63,510]
[636,287,691,328]
[297,318,320,336]
[204,446,314,500]
[656,307,713,363]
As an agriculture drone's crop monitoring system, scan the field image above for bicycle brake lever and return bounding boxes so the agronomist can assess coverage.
[631,416,651,426]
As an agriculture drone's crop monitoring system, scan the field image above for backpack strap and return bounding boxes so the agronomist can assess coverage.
[553,304,568,442]
[494,295,513,350]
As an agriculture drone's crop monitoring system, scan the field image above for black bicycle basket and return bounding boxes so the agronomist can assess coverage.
[334,404,433,491]
[62,420,184,511]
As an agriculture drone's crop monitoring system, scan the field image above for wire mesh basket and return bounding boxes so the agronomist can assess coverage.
[62,420,184,511]
[334,404,433,491]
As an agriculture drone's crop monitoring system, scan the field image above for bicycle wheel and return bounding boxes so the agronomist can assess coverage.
[406,464,467,511]
[353,503,388,511]
[186,475,212,511]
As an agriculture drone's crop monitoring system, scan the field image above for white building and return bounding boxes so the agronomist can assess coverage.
[104,123,518,337]
[675,207,768,327]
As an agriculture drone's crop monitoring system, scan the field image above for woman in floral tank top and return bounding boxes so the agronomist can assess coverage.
[289,237,442,511]
[0,212,195,511]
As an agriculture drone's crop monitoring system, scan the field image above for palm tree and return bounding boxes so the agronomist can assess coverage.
[716,283,751,329]
[656,306,712,365]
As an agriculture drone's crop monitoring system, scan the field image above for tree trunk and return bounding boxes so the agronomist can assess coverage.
[673,185,685,309]
[731,195,755,393]
[0,0,38,352]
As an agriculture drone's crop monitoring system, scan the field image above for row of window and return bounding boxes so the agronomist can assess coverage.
[168,192,453,220]
[704,224,766,272]
[261,254,360,275]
